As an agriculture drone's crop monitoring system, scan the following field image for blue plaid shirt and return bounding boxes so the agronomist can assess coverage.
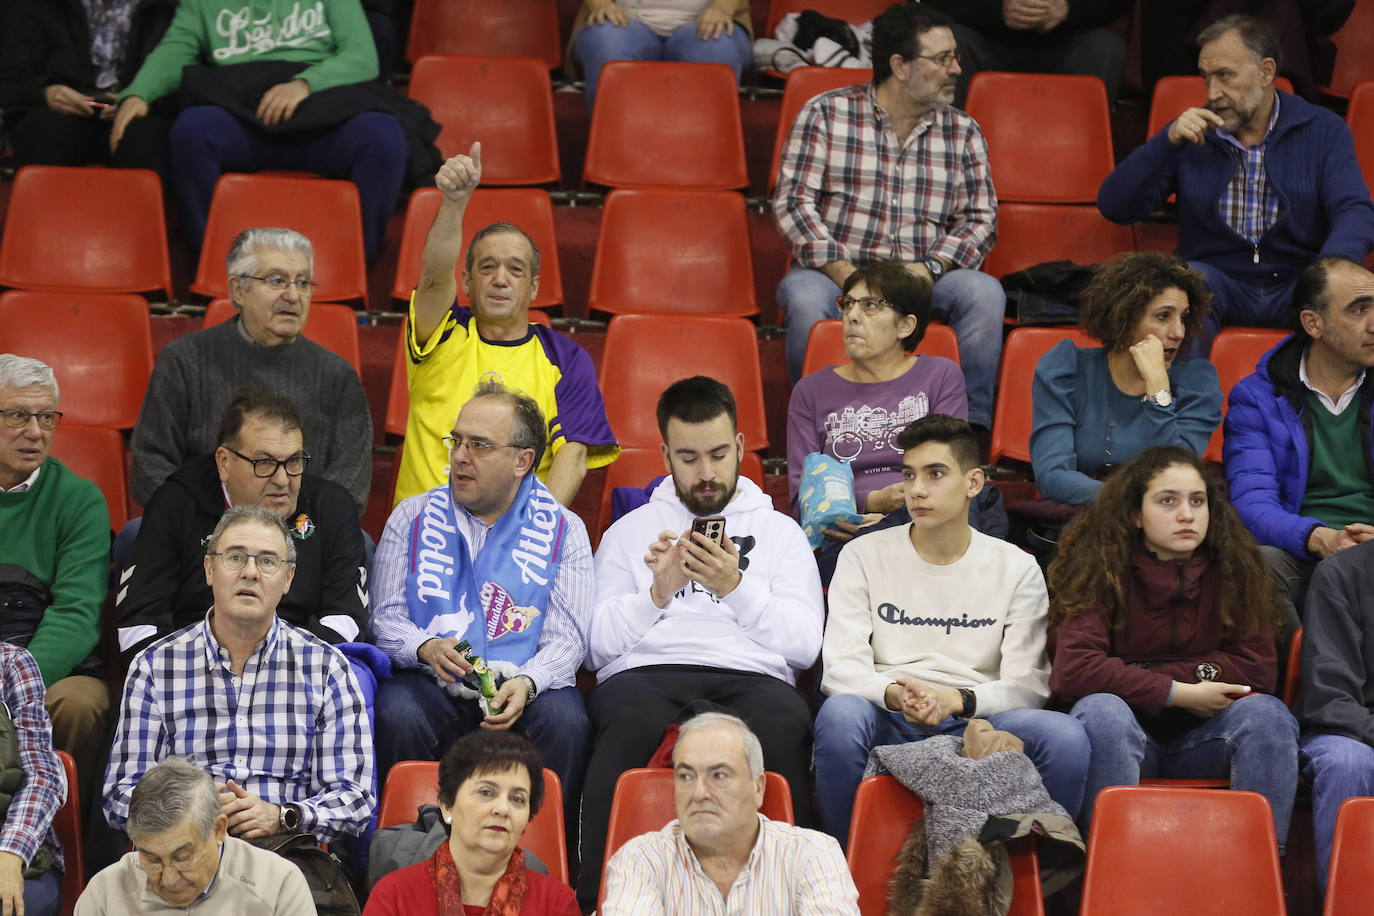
[104,615,374,841]
[1216,94,1283,253]
[0,644,63,869]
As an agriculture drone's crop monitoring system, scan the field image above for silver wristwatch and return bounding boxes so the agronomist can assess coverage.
[518,674,537,704]
[1146,388,1173,408]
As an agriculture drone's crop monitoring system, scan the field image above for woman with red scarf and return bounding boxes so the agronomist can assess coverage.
[365,732,578,915]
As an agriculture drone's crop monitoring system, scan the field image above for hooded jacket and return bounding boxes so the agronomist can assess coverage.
[1051,551,1277,717]
[115,454,368,666]
[1223,334,1374,560]
[588,476,823,685]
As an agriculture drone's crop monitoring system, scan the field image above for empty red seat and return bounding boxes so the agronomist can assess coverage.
[982,203,1135,278]
[190,174,368,305]
[991,326,1097,466]
[391,188,564,309]
[408,56,559,184]
[48,425,130,532]
[584,61,748,191]
[588,189,756,317]
[0,290,153,429]
[406,0,562,68]
[801,320,960,377]
[966,72,1113,204]
[1205,327,1288,462]
[1323,1,1374,98]
[202,300,362,376]
[770,67,872,190]
[0,166,171,296]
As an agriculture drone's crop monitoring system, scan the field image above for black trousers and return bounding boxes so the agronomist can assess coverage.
[8,108,171,189]
[574,665,815,910]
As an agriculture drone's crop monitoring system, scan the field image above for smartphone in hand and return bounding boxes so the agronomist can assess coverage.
[690,515,727,547]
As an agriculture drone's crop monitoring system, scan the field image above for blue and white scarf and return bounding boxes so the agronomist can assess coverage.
[405,474,565,667]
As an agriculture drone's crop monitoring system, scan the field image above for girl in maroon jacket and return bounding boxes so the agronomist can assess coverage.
[1047,446,1299,847]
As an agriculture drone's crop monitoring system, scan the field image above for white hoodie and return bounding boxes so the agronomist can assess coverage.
[589,475,824,685]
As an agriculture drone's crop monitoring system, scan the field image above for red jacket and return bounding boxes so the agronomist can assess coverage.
[1050,550,1276,716]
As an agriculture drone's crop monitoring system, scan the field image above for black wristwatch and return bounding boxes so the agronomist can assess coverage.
[279,803,301,832]
[957,688,977,718]
[921,257,945,283]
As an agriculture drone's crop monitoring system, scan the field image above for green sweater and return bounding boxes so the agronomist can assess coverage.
[120,0,377,105]
[0,459,109,686]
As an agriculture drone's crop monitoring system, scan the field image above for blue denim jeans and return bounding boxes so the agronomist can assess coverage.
[812,693,1090,844]
[777,266,1005,427]
[23,868,59,916]
[1300,731,1374,893]
[574,18,752,108]
[1187,259,1301,346]
[1071,692,1298,849]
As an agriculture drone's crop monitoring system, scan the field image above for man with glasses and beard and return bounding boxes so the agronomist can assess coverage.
[576,376,824,910]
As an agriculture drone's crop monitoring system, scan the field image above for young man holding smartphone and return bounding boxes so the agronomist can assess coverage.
[577,376,824,910]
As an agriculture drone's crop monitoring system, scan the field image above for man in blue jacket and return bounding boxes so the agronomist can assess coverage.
[1098,14,1374,336]
[1223,256,1374,635]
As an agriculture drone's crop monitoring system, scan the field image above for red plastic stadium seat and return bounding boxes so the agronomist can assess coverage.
[55,750,84,916]
[1283,627,1303,710]
[0,290,152,429]
[49,425,130,531]
[392,187,564,310]
[1348,81,1374,198]
[599,315,768,450]
[770,67,872,190]
[588,190,756,317]
[990,326,1097,466]
[966,73,1113,203]
[406,0,561,68]
[384,312,554,439]
[599,768,793,908]
[0,166,171,296]
[584,62,748,191]
[764,0,892,35]
[593,447,765,546]
[408,56,559,183]
[801,320,960,378]
[982,203,1135,278]
[377,761,568,884]
[846,775,1043,916]
[1080,787,1285,915]
[1204,327,1288,462]
[1323,1,1374,98]
[190,174,368,305]
[1326,796,1374,914]
[1147,75,1295,138]
[202,300,361,376]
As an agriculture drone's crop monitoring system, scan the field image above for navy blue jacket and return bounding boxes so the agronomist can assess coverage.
[1223,334,1374,560]
[1098,90,1374,284]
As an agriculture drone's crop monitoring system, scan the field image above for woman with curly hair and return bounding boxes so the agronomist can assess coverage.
[1030,251,1223,505]
[1048,446,1299,843]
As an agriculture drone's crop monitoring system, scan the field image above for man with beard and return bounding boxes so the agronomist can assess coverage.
[1098,14,1374,336]
[773,2,1004,433]
[576,376,824,910]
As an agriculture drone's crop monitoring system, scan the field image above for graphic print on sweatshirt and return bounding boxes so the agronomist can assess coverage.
[215,3,332,61]
[673,535,755,602]
[824,394,930,461]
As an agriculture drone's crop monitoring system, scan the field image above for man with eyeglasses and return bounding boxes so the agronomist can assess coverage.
[922,0,1130,107]
[0,353,112,808]
[370,378,592,839]
[79,757,313,914]
[105,506,374,852]
[774,3,1005,434]
[131,226,372,511]
[117,386,368,668]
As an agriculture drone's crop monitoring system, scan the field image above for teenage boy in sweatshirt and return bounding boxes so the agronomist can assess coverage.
[814,413,1090,842]
[577,376,824,910]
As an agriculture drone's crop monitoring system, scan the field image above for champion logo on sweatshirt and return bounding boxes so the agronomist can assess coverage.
[877,603,998,634]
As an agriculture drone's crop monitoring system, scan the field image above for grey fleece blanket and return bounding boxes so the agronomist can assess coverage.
[865,736,1069,864]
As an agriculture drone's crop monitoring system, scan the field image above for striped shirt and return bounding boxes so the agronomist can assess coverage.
[601,814,859,915]
[773,82,998,270]
[1216,93,1282,251]
[104,616,375,841]
[0,644,63,869]
[370,487,592,693]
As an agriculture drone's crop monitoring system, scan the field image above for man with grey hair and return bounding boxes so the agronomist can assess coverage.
[1099,13,1374,335]
[78,757,313,914]
[130,226,372,510]
[0,353,111,799]
[371,378,593,836]
[105,505,375,847]
[393,145,618,506]
[601,712,858,913]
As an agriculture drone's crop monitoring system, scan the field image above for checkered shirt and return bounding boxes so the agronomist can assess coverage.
[0,644,63,869]
[773,82,998,270]
[104,615,374,841]
[1216,93,1283,248]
